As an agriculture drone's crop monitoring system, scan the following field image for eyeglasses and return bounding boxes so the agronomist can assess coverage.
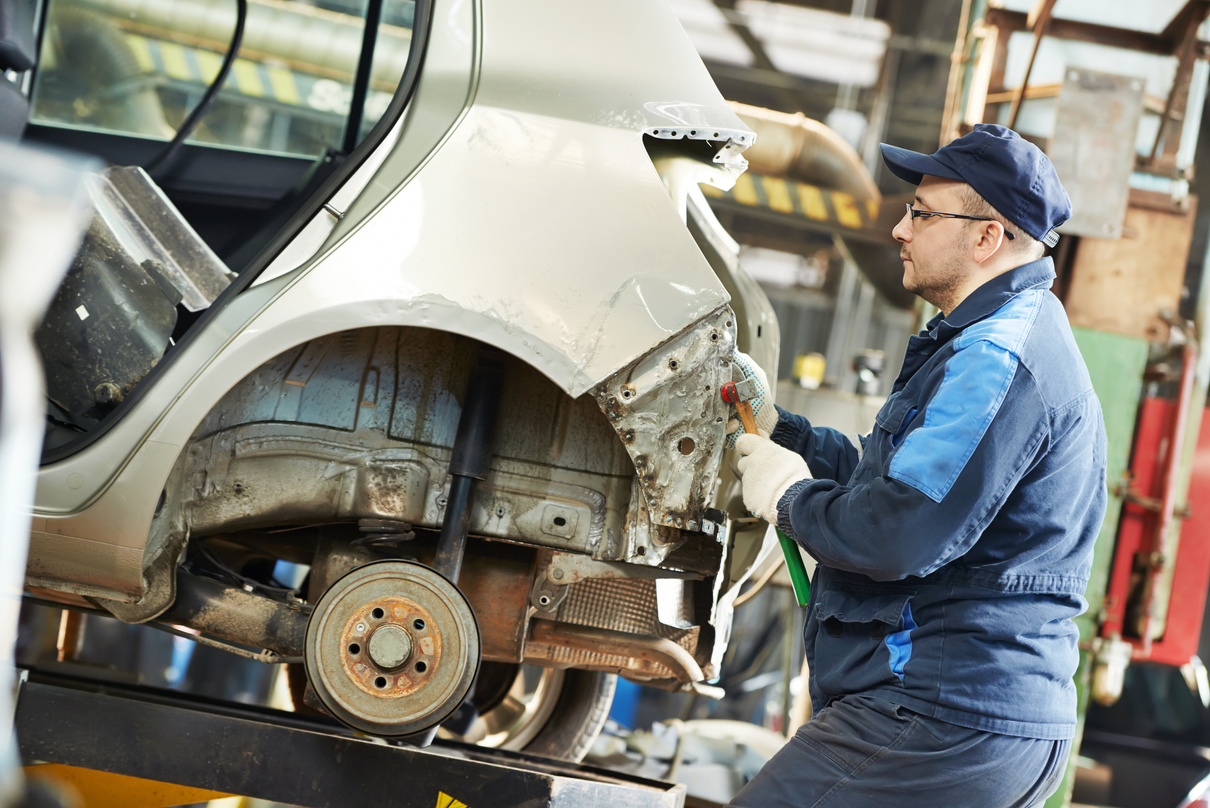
[904,203,1015,240]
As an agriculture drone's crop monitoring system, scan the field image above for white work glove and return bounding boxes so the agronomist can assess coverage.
[735,433,812,523]
[724,352,778,450]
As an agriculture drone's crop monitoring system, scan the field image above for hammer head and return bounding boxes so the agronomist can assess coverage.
[721,377,759,405]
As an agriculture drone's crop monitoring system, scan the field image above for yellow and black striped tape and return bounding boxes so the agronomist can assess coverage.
[123,33,397,114]
[126,33,290,101]
[703,173,881,232]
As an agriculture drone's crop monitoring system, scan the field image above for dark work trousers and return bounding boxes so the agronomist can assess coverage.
[727,695,1070,808]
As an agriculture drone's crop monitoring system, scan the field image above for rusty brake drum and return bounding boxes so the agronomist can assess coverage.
[304,559,480,736]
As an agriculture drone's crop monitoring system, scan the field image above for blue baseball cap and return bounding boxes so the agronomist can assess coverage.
[879,124,1071,247]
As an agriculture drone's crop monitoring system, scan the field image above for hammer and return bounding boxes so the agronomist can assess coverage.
[721,378,760,436]
[721,376,812,607]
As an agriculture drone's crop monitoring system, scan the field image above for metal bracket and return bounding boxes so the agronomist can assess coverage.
[529,552,569,614]
[594,307,737,560]
[544,552,699,586]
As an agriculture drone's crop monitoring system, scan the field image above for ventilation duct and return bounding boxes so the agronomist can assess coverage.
[726,102,912,309]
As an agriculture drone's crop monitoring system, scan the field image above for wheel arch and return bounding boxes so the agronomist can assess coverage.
[30,301,643,614]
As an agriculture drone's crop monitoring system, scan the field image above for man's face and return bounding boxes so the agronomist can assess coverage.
[890,176,973,311]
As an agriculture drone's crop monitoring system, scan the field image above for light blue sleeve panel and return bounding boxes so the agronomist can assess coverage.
[889,339,1020,503]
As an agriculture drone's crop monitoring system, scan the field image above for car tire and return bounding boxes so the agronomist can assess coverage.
[288,660,615,761]
[513,668,616,761]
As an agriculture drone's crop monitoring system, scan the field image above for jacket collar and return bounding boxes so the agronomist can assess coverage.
[924,256,1056,340]
[894,257,1055,390]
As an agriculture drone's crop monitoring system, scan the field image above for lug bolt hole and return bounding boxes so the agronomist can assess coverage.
[371,607,385,619]
[415,661,427,673]
[348,643,361,655]
[374,676,387,689]
[413,618,425,631]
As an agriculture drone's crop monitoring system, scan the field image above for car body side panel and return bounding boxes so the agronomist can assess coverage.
[475,0,749,139]
[294,115,730,396]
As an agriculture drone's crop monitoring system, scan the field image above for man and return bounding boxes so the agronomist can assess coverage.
[727,124,1107,807]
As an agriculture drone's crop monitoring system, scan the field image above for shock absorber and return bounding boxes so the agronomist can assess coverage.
[433,348,505,583]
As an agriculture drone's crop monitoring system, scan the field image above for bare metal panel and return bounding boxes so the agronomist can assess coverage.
[595,307,736,564]
[182,328,633,557]
[1050,68,1146,240]
[24,533,143,600]
[525,576,702,681]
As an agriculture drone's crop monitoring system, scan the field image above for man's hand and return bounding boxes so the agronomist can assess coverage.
[724,352,778,449]
[735,433,812,522]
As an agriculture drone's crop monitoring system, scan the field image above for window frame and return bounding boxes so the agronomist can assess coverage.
[33,0,435,464]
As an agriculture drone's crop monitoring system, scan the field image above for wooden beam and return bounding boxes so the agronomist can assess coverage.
[1008,0,1058,128]
[984,7,1178,56]
[1148,2,1210,169]
[989,15,1010,94]
[961,21,1004,127]
[1027,0,1057,30]
[1159,0,1210,50]
[940,0,975,146]
[985,83,1172,115]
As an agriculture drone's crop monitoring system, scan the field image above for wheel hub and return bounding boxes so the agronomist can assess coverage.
[305,560,480,736]
[367,623,413,671]
[339,596,433,695]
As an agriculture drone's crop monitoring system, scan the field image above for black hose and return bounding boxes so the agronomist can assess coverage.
[145,0,248,177]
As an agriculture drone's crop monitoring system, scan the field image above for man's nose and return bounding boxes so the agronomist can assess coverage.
[892,211,912,243]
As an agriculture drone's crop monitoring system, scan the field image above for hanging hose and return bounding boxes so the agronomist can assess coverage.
[144,0,248,177]
[733,554,785,608]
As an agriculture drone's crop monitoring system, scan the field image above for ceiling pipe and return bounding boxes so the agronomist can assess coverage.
[78,0,413,90]
[727,101,880,203]
[47,5,171,137]
[725,101,914,309]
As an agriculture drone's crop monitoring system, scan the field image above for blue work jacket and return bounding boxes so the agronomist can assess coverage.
[772,257,1107,740]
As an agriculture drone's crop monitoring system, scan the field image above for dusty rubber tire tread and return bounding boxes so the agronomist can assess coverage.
[519,669,616,762]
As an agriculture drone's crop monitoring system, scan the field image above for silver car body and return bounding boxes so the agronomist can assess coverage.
[28,0,777,694]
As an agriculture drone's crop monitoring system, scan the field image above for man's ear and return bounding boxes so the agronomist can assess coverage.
[972,221,1007,265]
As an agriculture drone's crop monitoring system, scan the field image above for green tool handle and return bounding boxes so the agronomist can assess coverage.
[777,528,811,607]
[728,394,810,605]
